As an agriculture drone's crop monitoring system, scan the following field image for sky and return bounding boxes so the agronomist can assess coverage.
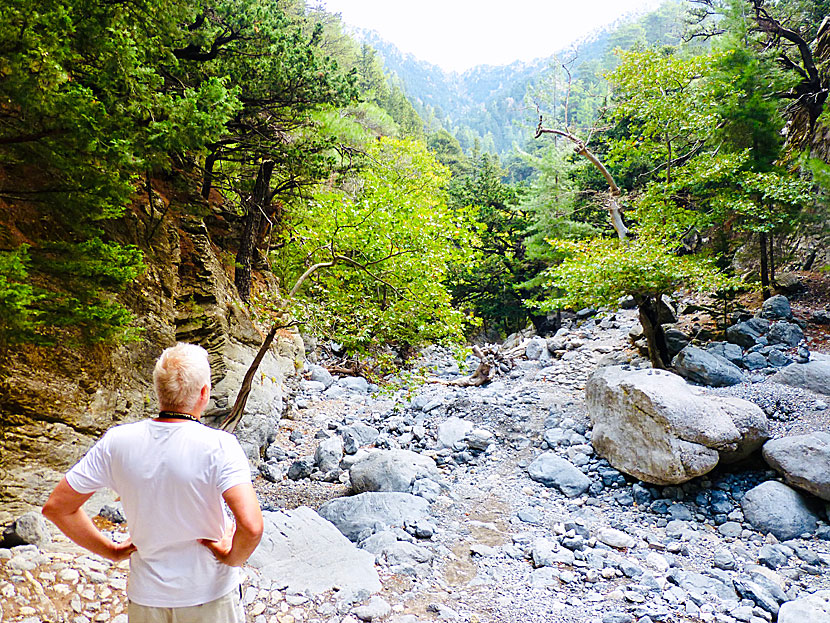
[317,0,666,73]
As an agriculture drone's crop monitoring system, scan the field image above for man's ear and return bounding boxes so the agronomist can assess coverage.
[201,383,211,401]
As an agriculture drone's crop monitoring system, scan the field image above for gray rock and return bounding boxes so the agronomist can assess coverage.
[527,452,591,497]
[667,568,737,601]
[741,481,819,540]
[99,502,125,524]
[248,507,381,595]
[586,367,769,485]
[465,428,495,452]
[763,432,830,500]
[768,348,793,367]
[758,544,790,569]
[596,527,636,549]
[770,354,830,396]
[3,511,52,548]
[531,538,575,567]
[761,295,793,320]
[743,351,768,371]
[339,376,371,394]
[287,456,314,480]
[436,417,473,449]
[525,337,549,361]
[318,492,430,542]
[411,478,442,502]
[353,596,392,621]
[309,364,335,388]
[713,549,737,570]
[767,321,804,347]
[301,380,326,393]
[673,346,744,387]
[315,435,344,473]
[727,322,764,349]
[349,450,440,495]
[341,423,381,454]
[778,589,830,623]
[734,578,781,616]
[665,328,691,358]
[707,341,744,365]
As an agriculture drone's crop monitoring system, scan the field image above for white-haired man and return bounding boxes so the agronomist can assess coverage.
[43,343,263,623]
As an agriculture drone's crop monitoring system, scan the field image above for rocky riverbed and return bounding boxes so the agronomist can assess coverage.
[2,308,830,623]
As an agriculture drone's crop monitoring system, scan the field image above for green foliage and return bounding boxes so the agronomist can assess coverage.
[445,154,538,335]
[533,238,735,312]
[276,137,468,352]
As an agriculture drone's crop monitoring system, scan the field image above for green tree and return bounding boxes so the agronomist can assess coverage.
[0,0,238,344]
[445,154,538,336]
[274,137,468,351]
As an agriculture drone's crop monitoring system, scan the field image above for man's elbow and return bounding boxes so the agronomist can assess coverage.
[239,514,264,543]
[41,501,56,523]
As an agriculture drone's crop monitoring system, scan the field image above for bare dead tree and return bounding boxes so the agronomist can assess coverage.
[220,320,300,433]
[535,117,629,240]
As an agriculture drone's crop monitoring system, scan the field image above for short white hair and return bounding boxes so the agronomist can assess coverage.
[153,343,211,411]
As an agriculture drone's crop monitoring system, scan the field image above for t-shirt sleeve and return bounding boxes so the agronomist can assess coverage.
[65,434,113,494]
[216,435,252,493]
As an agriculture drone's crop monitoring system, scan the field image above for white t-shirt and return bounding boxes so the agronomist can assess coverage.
[66,419,251,607]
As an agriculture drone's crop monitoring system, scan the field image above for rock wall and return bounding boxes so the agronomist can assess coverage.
[0,203,302,525]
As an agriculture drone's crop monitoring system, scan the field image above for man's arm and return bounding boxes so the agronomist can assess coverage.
[199,482,263,567]
[42,478,136,562]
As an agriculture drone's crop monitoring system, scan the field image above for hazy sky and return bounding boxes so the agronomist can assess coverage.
[318,0,666,72]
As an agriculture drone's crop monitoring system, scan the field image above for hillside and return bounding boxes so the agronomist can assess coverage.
[356,0,689,155]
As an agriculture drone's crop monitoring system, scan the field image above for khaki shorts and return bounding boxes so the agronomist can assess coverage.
[127,587,244,623]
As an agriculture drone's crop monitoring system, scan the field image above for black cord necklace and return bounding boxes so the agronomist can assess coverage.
[156,410,200,423]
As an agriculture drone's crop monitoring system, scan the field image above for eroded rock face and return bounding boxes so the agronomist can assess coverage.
[585,367,769,485]
[763,432,830,500]
[248,507,381,595]
[0,212,302,524]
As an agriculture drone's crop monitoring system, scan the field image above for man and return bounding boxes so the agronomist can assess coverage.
[42,343,263,623]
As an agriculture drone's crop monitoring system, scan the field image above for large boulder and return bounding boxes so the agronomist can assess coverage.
[763,433,830,500]
[349,450,440,495]
[767,321,804,347]
[761,295,793,320]
[672,346,744,387]
[1,511,52,548]
[318,492,430,542]
[778,590,830,623]
[527,453,591,497]
[726,321,764,349]
[741,481,820,540]
[248,507,380,595]
[770,353,830,395]
[586,367,769,485]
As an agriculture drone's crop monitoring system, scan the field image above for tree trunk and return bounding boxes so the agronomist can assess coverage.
[235,160,275,302]
[759,231,770,300]
[201,151,218,199]
[638,295,670,369]
[768,233,775,285]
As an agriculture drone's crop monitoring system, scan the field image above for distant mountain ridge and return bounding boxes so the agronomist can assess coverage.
[349,1,684,155]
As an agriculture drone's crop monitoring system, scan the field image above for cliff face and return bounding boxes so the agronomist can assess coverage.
[0,198,302,525]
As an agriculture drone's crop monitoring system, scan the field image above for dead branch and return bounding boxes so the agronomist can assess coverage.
[432,344,516,387]
[220,320,300,433]
[535,117,629,240]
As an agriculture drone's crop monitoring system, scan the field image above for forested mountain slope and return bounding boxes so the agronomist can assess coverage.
[356,1,688,155]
